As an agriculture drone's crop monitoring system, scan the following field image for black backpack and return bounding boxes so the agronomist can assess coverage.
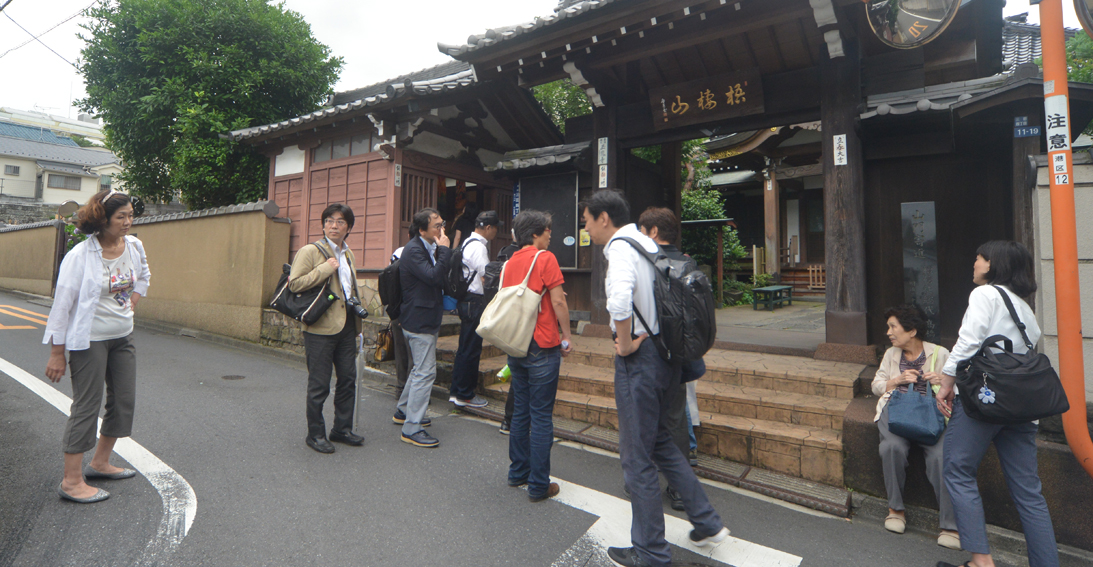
[445,238,486,301]
[481,259,505,303]
[378,258,402,320]
[955,286,1069,424]
[617,237,717,362]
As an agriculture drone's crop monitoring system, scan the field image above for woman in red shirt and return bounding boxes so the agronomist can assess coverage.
[501,210,573,502]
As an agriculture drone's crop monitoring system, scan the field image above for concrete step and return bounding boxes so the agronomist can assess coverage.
[483,380,843,485]
[439,335,862,399]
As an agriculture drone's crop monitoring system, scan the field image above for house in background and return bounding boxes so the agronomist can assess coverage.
[0,121,122,206]
[0,106,106,145]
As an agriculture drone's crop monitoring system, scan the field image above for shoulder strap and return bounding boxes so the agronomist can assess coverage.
[312,241,332,260]
[992,285,1034,350]
[520,250,545,286]
[615,236,660,265]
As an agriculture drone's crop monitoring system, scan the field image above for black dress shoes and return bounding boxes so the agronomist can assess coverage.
[305,435,335,454]
[329,430,365,446]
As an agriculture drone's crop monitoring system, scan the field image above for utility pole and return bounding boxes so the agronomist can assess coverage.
[1039,0,1093,477]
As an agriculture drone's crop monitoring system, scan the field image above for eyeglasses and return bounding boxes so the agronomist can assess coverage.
[432,221,446,229]
[324,218,348,227]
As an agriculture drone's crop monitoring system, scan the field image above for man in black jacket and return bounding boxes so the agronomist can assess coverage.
[393,208,452,448]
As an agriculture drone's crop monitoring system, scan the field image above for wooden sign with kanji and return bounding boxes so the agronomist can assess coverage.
[648,70,764,131]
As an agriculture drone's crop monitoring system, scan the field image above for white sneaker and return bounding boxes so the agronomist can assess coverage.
[688,526,730,547]
[451,395,489,408]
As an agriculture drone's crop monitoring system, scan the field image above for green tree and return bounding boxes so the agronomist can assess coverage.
[531,79,592,133]
[1065,31,1093,84]
[69,134,95,147]
[680,185,746,272]
[77,0,342,208]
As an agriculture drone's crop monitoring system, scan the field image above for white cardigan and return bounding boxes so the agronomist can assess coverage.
[44,235,151,351]
[941,284,1040,377]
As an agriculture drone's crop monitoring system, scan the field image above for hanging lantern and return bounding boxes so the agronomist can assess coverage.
[864,0,962,49]
[1077,0,1093,40]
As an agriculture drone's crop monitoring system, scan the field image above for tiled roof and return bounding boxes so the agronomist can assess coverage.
[0,121,80,146]
[1001,19,1078,73]
[0,136,119,166]
[226,63,478,142]
[331,61,473,105]
[485,141,589,171]
[438,0,623,58]
[132,200,280,225]
[860,75,1009,120]
[37,160,97,177]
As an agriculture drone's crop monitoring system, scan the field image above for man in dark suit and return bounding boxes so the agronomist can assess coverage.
[393,208,451,448]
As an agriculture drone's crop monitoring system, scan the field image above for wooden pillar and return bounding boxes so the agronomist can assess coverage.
[1012,105,1041,261]
[764,167,781,279]
[661,140,684,247]
[821,39,868,345]
[590,103,623,325]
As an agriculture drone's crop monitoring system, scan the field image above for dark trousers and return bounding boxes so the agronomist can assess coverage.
[449,294,485,401]
[303,311,357,439]
[615,339,722,567]
[392,317,409,394]
[64,335,137,454]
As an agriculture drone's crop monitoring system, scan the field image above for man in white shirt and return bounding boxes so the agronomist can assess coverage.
[579,190,727,567]
[449,211,499,408]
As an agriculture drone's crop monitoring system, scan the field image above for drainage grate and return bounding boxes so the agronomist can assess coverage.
[221,375,245,380]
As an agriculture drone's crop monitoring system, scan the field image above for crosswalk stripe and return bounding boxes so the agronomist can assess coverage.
[548,477,802,567]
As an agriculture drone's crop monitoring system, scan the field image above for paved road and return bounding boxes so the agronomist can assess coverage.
[0,290,970,567]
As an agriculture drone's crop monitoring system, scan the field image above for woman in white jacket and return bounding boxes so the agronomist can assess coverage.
[43,190,150,504]
[871,304,959,549]
[936,241,1058,567]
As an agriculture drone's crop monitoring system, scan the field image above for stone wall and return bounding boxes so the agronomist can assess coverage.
[260,308,389,355]
[0,201,54,226]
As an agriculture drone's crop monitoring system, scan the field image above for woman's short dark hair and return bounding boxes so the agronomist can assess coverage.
[579,189,629,228]
[75,190,132,234]
[883,304,928,340]
[410,207,440,238]
[321,203,355,231]
[638,207,679,243]
[513,210,552,247]
[976,240,1037,298]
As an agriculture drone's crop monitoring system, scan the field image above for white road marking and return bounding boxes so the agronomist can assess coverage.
[0,356,197,566]
[547,477,802,567]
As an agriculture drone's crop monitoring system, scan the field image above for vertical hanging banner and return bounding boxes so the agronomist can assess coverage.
[901,201,941,342]
[1045,94,1073,186]
[512,180,521,217]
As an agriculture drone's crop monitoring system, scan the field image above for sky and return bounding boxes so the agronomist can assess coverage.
[0,0,1084,121]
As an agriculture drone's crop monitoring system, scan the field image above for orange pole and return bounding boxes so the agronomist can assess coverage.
[1040,0,1093,477]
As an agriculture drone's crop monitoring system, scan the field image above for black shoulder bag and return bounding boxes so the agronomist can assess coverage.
[955,286,1069,424]
[270,242,339,325]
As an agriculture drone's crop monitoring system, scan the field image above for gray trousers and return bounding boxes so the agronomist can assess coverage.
[944,401,1059,566]
[877,405,956,530]
[63,335,136,454]
[615,339,723,567]
[391,318,409,393]
[664,381,689,458]
[397,329,437,436]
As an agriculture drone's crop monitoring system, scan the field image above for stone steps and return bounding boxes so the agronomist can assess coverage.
[436,335,863,486]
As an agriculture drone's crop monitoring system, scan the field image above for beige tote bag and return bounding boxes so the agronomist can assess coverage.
[477,250,545,358]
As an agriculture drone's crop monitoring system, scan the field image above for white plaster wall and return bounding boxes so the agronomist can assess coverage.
[0,156,39,198]
[274,146,305,177]
[1033,162,1093,398]
[41,173,99,205]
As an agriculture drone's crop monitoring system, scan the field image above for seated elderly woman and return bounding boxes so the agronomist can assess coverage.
[871,304,960,550]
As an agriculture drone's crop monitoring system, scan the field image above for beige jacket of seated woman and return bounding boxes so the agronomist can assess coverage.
[871,342,950,422]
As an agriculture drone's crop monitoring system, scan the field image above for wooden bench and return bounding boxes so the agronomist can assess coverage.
[752,285,793,311]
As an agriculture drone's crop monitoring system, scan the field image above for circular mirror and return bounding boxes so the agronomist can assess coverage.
[57,200,79,218]
[1077,0,1093,40]
[865,0,962,49]
[130,196,145,217]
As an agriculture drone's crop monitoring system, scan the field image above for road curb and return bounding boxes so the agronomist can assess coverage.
[850,492,1093,567]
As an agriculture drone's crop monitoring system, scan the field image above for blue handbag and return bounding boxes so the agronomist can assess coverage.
[886,350,947,446]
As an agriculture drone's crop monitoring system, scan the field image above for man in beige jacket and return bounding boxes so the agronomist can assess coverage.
[289,204,365,454]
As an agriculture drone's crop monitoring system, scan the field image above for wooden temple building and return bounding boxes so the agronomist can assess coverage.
[230,0,1093,351]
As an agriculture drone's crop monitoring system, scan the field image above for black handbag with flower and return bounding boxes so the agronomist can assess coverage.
[955,286,1069,424]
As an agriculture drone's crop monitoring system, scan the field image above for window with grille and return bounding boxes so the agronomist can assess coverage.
[3,165,19,176]
[100,174,112,190]
[47,174,82,190]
